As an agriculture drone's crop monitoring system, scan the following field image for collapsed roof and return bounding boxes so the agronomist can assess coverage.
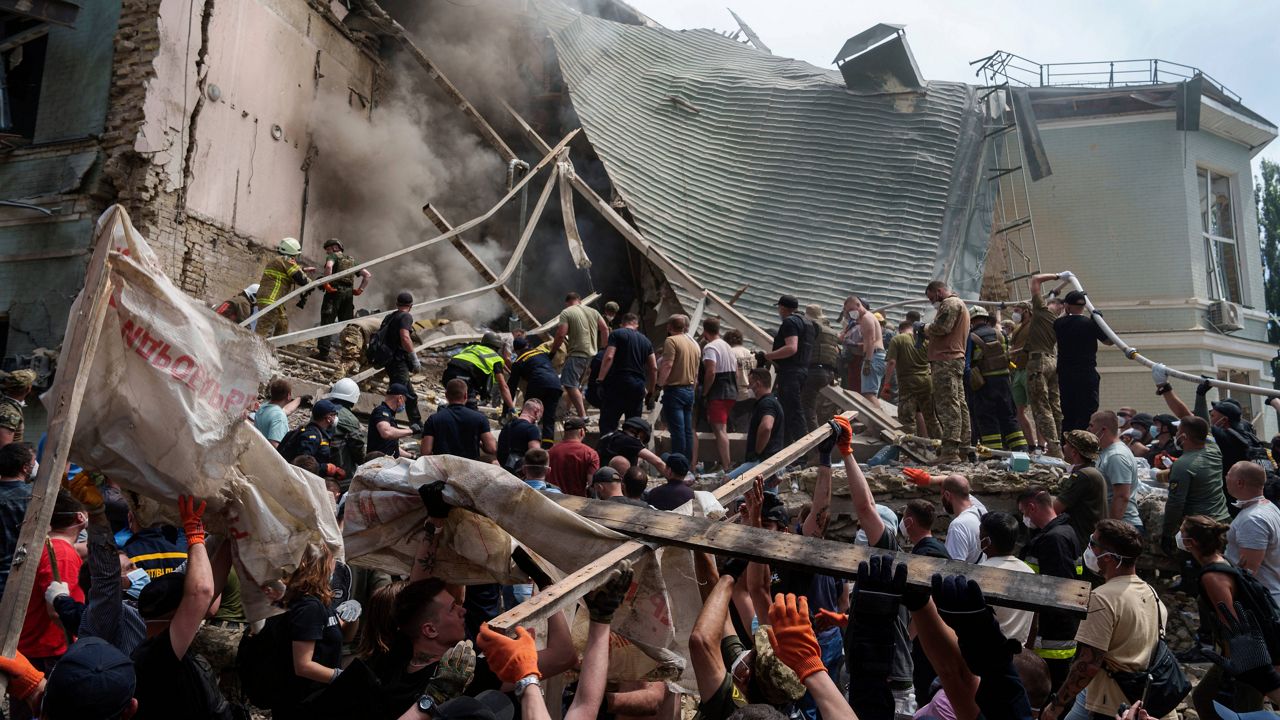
[537,2,993,327]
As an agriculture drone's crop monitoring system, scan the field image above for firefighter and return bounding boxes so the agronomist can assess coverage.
[254,237,314,338]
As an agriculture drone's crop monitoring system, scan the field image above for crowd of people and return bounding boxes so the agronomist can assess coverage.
[1,266,1280,720]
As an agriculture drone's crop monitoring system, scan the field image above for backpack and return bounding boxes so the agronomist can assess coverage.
[364,313,400,367]
[795,315,817,367]
[1202,561,1280,659]
[237,614,292,709]
[1107,586,1190,718]
[276,426,306,462]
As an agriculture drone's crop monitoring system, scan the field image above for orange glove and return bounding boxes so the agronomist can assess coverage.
[831,416,854,457]
[179,495,207,547]
[0,650,45,701]
[324,464,347,481]
[765,593,826,681]
[66,472,104,514]
[903,468,932,486]
[477,624,541,683]
[353,288,364,296]
[323,283,337,293]
[813,608,849,631]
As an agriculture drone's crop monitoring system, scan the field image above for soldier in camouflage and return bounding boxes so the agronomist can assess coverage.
[0,369,35,447]
[923,280,971,464]
[314,238,371,360]
[884,319,940,438]
[1026,273,1067,457]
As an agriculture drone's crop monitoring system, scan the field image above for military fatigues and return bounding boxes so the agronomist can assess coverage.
[442,344,505,408]
[885,332,940,438]
[0,395,24,443]
[255,256,309,338]
[331,405,365,487]
[926,296,970,459]
[318,251,358,357]
[801,320,841,432]
[968,323,1027,450]
[1024,293,1062,450]
[213,293,253,324]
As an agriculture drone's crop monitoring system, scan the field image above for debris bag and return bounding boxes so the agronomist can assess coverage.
[343,453,699,685]
[51,205,341,620]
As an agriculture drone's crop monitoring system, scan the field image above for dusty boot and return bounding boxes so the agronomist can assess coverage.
[1046,441,1063,459]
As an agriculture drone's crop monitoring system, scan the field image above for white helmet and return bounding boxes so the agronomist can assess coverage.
[243,284,260,302]
[328,377,360,404]
[278,237,302,256]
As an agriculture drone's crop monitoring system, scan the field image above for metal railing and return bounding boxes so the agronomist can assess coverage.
[971,51,1241,103]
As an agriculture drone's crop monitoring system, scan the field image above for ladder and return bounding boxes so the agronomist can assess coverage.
[979,84,1042,301]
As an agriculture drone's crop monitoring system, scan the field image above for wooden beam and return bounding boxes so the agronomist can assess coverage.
[554,495,1090,615]
[0,207,116,669]
[421,204,541,329]
[711,410,855,503]
[0,23,50,53]
[0,0,78,27]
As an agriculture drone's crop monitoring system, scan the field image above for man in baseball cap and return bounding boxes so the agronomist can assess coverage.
[1055,289,1111,433]
[1057,429,1108,547]
[764,294,811,447]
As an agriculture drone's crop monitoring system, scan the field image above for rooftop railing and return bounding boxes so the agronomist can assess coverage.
[971,51,1240,103]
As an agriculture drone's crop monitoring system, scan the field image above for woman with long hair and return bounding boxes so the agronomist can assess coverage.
[274,543,344,719]
[354,580,407,663]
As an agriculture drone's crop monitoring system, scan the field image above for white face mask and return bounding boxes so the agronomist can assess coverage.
[1175,531,1187,552]
[1232,496,1265,509]
[1022,514,1034,529]
[898,518,910,538]
[1083,545,1101,573]
[1011,312,1023,323]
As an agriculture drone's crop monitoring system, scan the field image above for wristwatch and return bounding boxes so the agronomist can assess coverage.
[416,693,438,716]
[514,674,542,698]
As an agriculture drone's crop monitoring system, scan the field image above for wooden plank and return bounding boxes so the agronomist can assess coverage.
[552,495,1091,616]
[712,410,854,503]
[0,207,117,667]
[0,23,50,53]
[421,204,541,329]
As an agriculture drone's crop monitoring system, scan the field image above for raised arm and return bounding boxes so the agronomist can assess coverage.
[567,564,634,720]
[170,496,215,659]
[833,417,884,545]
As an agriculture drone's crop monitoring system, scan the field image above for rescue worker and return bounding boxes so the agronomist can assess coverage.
[441,332,514,412]
[367,383,414,458]
[314,238,371,361]
[213,284,258,324]
[968,305,1027,451]
[0,369,35,447]
[1055,287,1111,432]
[800,304,840,434]
[296,399,344,482]
[884,320,939,438]
[374,292,421,431]
[509,336,562,443]
[1026,273,1067,456]
[763,294,815,445]
[325,377,365,483]
[254,237,315,338]
[923,280,970,463]
[1017,486,1082,691]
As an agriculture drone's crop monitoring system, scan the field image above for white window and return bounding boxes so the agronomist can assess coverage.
[1199,168,1242,303]
[1217,368,1254,418]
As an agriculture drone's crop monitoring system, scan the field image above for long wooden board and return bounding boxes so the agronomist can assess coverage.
[552,495,1090,616]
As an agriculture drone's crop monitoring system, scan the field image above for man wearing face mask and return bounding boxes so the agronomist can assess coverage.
[1017,486,1082,691]
[976,513,1035,645]
[1054,430,1108,550]
[1041,520,1162,720]
[1158,416,1229,556]
[939,474,988,563]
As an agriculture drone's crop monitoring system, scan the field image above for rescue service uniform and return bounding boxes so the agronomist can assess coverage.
[214,293,253,324]
[969,323,1027,451]
[1021,512,1082,689]
[255,256,309,338]
[318,250,358,356]
[442,344,505,409]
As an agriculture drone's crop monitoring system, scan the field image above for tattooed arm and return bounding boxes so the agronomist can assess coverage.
[1040,644,1105,720]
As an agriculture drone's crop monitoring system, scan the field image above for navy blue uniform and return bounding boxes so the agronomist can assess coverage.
[366,402,402,457]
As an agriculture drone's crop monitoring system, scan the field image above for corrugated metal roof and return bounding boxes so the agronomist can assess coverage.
[539,2,990,327]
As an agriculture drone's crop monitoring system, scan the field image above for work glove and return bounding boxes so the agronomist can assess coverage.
[335,599,362,623]
[66,472,104,514]
[817,419,841,455]
[179,495,207,547]
[1057,271,1075,281]
[812,608,848,631]
[424,639,476,705]
[418,481,453,519]
[831,416,853,457]
[476,625,541,683]
[765,593,826,681]
[1203,602,1280,694]
[1197,377,1214,396]
[903,467,932,486]
[410,355,423,373]
[0,650,45,702]
[353,288,364,296]
[848,556,906,677]
[410,422,424,436]
[754,350,769,369]
[298,394,314,409]
[44,581,70,608]
[1151,363,1168,386]
[584,561,633,625]
[323,283,337,293]
[931,574,1014,678]
[323,464,346,481]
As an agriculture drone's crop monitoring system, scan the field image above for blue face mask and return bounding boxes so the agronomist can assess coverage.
[125,568,150,599]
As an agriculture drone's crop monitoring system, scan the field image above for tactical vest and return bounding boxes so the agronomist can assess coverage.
[330,252,357,287]
[258,256,301,305]
[970,325,1009,376]
[811,323,840,368]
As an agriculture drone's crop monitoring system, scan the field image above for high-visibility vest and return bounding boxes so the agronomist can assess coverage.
[257,256,303,305]
[453,345,504,377]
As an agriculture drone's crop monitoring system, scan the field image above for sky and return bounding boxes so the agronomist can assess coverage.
[626,0,1280,173]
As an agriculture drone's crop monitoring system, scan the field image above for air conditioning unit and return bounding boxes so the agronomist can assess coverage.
[1208,300,1244,332]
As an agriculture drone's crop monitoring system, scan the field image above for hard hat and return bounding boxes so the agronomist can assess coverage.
[481,331,504,351]
[324,238,344,251]
[278,237,302,256]
[969,305,990,320]
[243,284,260,301]
[328,378,360,404]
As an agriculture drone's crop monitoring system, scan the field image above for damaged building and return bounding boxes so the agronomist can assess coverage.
[0,0,1275,435]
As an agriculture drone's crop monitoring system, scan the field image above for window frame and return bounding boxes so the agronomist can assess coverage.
[1198,167,1242,304]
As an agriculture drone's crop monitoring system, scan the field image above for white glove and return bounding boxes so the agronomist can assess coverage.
[1057,271,1075,281]
[44,580,70,606]
[1151,363,1168,385]
[336,599,362,623]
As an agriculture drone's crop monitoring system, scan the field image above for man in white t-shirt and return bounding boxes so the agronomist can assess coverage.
[1225,461,1280,601]
[1089,411,1145,532]
[699,318,738,473]
[941,474,988,563]
[977,512,1035,644]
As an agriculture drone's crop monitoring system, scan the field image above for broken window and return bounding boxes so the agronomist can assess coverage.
[0,16,50,140]
[1199,167,1242,303]
[1217,368,1254,418]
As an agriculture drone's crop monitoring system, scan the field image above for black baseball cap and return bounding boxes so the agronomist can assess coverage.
[1212,401,1243,423]
[1063,290,1087,306]
[662,452,690,476]
[437,690,515,720]
[1129,412,1154,428]
[396,292,414,306]
[777,295,799,310]
[138,571,186,619]
[387,383,410,396]
[592,467,621,484]
[42,637,136,719]
[564,416,588,431]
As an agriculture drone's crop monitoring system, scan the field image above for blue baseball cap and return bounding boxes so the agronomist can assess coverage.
[312,398,340,416]
[42,637,136,719]
[662,452,690,477]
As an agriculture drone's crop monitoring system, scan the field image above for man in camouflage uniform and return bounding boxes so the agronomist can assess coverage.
[884,319,940,438]
[254,237,314,339]
[0,369,35,447]
[800,304,841,432]
[1026,273,1067,457]
[314,238,371,360]
[923,280,970,463]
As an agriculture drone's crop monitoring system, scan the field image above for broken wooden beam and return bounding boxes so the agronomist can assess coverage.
[422,204,541,329]
[711,410,855,503]
[553,495,1090,615]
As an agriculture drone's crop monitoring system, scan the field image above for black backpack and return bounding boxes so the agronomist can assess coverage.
[237,614,292,709]
[364,313,400,367]
[1202,561,1280,659]
[275,426,306,462]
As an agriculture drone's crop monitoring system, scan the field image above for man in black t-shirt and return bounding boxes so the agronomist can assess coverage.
[763,295,814,445]
[377,292,422,428]
[420,379,495,461]
[596,313,657,434]
[729,369,784,479]
[646,453,695,511]
[597,417,667,475]
[367,384,415,458]
[1054,290,1111,432]
[496,399,544,473]
[1017,486,1082,690]
[901,499,948,559]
